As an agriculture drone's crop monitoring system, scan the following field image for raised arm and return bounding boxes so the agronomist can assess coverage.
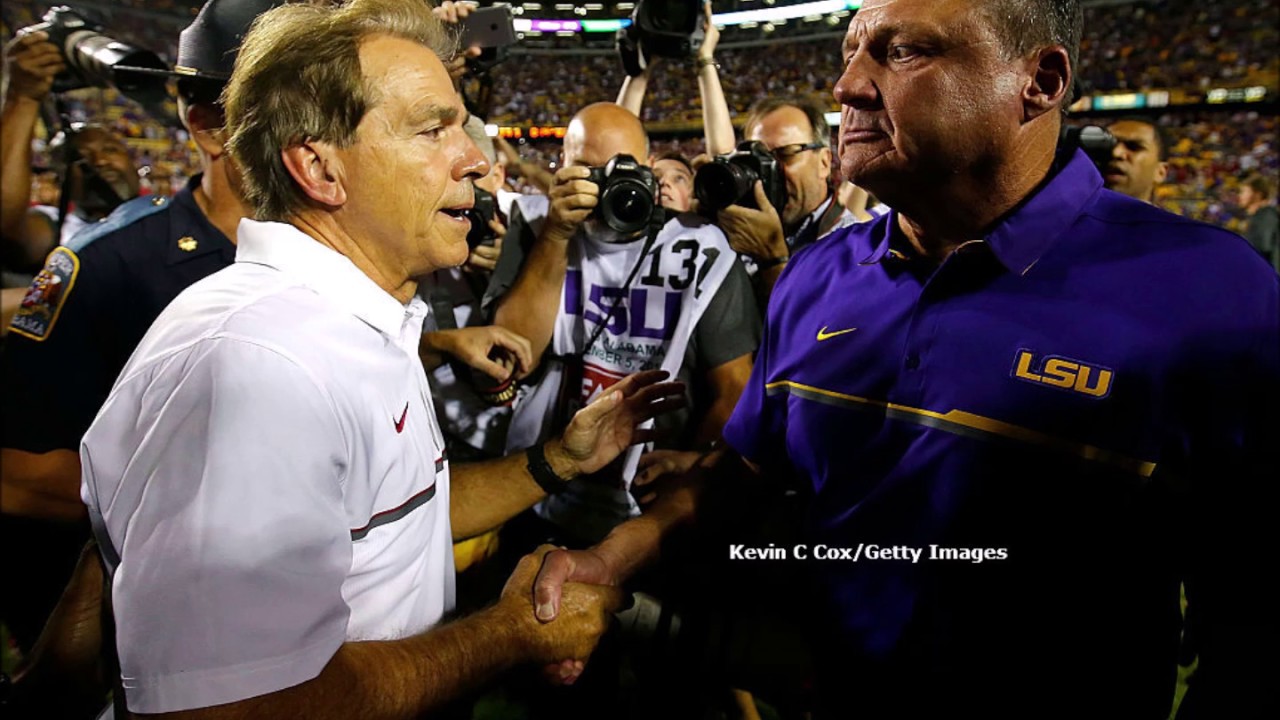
[1,31,62,265]
[695,2,735,156]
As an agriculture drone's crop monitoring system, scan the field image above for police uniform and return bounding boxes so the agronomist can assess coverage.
[1,175,234,649]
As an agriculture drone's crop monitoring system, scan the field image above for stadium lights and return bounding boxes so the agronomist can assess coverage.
[521,0,865,34]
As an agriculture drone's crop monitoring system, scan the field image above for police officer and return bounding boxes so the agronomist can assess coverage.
[0,0,282,652]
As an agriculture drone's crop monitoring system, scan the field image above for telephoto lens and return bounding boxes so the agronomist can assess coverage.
[694,140,786,213]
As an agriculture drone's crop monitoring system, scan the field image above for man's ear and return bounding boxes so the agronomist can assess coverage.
[280,140,347,208]
[185,103,228,159]
[1023,45,1071,122]
[1155,161,1169,185]
[818,146,832,182]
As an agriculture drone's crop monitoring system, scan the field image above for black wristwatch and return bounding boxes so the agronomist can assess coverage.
[526,443,570,494]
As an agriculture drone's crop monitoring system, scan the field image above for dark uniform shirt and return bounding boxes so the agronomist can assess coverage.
[1,175,234,650]
[4,175,234,452]
[724,150,1279,718]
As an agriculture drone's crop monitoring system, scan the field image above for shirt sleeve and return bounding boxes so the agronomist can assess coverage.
[692,258,762,370]
[82,337,352,714]
[2,244,123,453]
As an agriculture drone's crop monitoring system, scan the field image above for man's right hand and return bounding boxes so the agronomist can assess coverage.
[499,545,621,674]
[5,31,64,103]
[543,166,598,243]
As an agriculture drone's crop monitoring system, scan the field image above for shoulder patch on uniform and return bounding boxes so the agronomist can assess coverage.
[64,194,170,253]
[10,247,81,341]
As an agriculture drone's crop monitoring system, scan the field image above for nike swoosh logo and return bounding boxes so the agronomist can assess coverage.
[394,403,408,434]
[817,325,858,341]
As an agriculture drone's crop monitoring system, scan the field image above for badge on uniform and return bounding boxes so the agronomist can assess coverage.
[10,247,80,341]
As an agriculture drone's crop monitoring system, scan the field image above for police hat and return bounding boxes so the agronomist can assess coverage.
[129,0,286,81]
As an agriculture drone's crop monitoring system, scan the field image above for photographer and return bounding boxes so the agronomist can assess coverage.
[717,96,853,303]
[486,102,757,549]
[0,29,139,278]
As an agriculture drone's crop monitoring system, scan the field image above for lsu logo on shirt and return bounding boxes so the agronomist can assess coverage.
[1011,349,1113,399]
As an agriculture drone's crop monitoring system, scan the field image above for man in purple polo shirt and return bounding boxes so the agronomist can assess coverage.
[529,0,1279,717]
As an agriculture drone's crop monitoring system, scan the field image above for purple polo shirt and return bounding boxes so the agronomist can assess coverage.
[723,150,1279,716]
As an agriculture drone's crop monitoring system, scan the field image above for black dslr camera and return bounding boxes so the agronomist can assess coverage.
[465,186,498,249]
[587,154,661,236]
[23,6,168,105]
[694,141,787,213]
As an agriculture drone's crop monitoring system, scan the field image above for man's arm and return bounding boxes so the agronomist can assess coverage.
[493,165,596,361]
[141,548,621,720]
[695,1,735,157]
[694,353,752,445]
[450,369,685,539]
[0,448,82,521]
[1,31,61,265]
[616,64,650,117]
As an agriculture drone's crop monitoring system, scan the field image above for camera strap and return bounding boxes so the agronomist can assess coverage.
[548,218,664,431]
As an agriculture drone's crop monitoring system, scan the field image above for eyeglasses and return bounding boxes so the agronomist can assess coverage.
[770,141,826,162]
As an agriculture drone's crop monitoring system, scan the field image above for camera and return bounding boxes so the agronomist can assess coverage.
[465,186,498,250]
[694,141,787,213]
[1061,124,1118,169]
[23,6,168,105]
[616,0,704,76]
[587,154,661,236]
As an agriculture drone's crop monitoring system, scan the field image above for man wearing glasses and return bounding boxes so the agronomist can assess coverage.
[717,96,853,302]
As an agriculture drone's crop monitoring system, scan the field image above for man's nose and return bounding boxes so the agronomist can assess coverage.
[834,51,878,109]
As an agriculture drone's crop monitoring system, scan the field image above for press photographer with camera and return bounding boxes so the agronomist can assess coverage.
[706,96,854,303]
[486,102,757,549]
[0,24,141,278]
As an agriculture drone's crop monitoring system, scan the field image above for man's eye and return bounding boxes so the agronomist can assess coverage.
[888,45,919,62]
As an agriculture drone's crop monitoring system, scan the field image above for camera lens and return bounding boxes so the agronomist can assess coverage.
[694,161,757,211]
[601,180,654,235]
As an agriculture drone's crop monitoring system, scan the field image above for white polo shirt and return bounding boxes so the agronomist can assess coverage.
[81,219,455,714]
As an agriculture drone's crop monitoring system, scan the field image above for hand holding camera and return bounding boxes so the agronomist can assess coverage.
[544,166,599,244]
[4,31,65,103]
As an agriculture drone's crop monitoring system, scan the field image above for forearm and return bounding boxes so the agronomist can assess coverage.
[450,440,579,539]
[697,64,735,156]
[0,95,39,243]
[493,234,569,360]
[0,448,86,520]
[593,479,701,584]
[144,604,531,720]
[616,69,649,117]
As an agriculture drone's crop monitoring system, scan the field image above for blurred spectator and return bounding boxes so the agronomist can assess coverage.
[1101,116,1170,204]
[1239,172,1279,271]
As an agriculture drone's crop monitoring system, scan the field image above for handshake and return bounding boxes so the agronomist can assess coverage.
[496,544,621,686]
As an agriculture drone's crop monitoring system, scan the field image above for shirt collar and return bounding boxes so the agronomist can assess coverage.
[858,149,1103,272]
[787,194,835,245]
[234,219,428,347]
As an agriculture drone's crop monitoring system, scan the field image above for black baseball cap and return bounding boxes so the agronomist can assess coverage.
[129,0,286,81]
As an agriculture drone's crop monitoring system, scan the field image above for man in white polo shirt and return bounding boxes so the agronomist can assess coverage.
[79,1,683,716]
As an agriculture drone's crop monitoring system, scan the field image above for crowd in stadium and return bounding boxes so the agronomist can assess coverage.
[0,0,1276,718]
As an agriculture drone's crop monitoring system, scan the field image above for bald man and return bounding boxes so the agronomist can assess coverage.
[485,102,760,547]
